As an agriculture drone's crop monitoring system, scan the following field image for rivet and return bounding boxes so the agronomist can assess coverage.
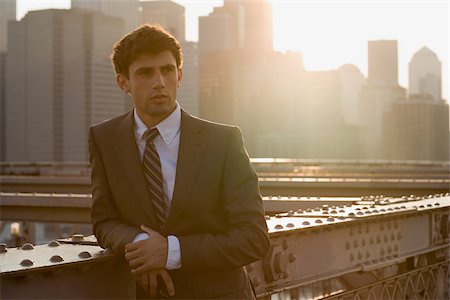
[419,205,425,208]
[275,214,282,218]
[372,210,379,213]
[72,234,84,242]
[387,208,393,211]
[355,208,361,211]
[365,211,372,214]
[435,203,440,206]
[21,243,34,250]
[282,271,290,279]
[400,206,406,209]
[302,221,310,225]
[338,216,345,220]
[0,244,7,254]
[380,209,386,212]
[287,210,294,217]
[50,255,64,263]
[330,210,337,214]
[346,241,351,249]
[78,251,92,259]
[327,217,335,222]
[20,259,33,267]
[339,210,345,213]
[357,212,363,215]
[289,253,296,262]
[274,224,284,230]
[47,240,60,247]
[286,223,294,228]
[427,204,432,207]
[349,213,356,217]
[315,219,323,224]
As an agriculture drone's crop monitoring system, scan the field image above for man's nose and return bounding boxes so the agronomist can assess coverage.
[153,72,165,89]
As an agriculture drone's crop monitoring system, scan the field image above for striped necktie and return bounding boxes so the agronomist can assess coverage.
[143,128,165,229]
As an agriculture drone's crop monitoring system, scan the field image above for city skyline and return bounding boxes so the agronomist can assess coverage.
[15,0,449,99]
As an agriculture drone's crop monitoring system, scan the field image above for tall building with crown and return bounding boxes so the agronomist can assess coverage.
[409,47,442,101]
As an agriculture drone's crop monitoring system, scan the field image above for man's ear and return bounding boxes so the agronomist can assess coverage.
[177,68,182,87]
[116,73,130,93]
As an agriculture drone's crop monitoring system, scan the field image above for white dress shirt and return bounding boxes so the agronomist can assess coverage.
[132,102,181,270]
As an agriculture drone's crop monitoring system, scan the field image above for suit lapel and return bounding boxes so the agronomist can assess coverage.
[110,111,158,228]
[164,110,207,232]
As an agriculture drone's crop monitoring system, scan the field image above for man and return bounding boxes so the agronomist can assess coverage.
[89,24,269,299]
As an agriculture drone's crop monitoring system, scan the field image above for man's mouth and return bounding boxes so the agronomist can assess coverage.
[151,94,168,100]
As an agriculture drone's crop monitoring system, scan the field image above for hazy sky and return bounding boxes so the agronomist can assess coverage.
[16,0,449,99]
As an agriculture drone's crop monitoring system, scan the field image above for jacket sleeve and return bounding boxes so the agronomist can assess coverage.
[178,127,270,272]
[89,127,140,256]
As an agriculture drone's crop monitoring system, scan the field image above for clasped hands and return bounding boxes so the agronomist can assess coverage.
[125,225,175,297]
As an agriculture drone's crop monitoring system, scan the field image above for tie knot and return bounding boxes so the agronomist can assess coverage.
[143,128,159,143]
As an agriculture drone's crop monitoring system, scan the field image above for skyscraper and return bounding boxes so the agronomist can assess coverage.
[0,0,16,52]
[198,0,273,128]
[71,0,139,33]
[140,0,185,41]
[5,9,125,161]
[409,47,442,101]
[361,40,405,159]
[0,0,16,160]
[368,40,398,87]
[382,97,449,161]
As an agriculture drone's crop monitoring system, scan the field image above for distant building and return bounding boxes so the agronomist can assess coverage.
[409,47,442,101]
[0,0,16,52]
[338,64,365,127]
[382,97,449,161]
[368,40,398,87]
[198,0,273,131]
[361,40,406,159]
[71,0,139,33]
[5,9,125,161]
[0,0,16,160]
[178,41,199,116]
[140,0,185,41]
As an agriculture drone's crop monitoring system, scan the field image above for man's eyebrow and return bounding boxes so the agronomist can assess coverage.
[135,66,154,73]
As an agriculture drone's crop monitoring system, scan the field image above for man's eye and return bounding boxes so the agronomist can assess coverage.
[162,66,175,74]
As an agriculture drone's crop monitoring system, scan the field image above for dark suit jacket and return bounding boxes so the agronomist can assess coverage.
[89,109,270,298]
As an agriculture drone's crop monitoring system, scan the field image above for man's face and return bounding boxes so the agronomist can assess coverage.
[117,50,182,124]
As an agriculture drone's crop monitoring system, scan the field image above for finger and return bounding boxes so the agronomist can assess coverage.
[125,240,144,252]
[125,249,141,262]
[139,273,149,291]
[159,270,175,296]
[129,257,145,269]
[131,262,152,275]
[149,272,158,298]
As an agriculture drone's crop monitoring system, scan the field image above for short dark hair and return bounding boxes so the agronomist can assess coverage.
[111,24,183,78]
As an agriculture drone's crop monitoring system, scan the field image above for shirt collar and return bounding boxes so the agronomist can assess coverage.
[134,102,181,145]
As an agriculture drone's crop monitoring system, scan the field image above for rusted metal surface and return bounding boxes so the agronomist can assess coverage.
[0,192,91,223]
[0,240,131,299]
[1,193,449,299]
